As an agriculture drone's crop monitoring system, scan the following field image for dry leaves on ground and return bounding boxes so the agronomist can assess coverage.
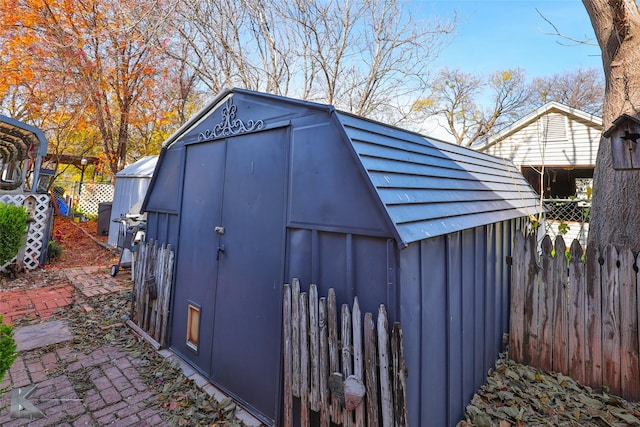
[49,216,119,268]
[61,291,245,426]
[460,356,640,427]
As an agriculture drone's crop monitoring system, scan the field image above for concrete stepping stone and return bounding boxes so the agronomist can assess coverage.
[13,320,75,352]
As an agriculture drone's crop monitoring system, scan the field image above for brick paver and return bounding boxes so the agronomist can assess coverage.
[63,266,130,297]
[0,283,74,324]
[0,345,168,426]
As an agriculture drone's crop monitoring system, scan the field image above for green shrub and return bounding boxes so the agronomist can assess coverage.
[0,317,17,383]
[0,203,28,265]
[48,239,63,260]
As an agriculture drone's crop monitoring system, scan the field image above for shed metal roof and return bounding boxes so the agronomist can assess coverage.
[335,112,541,245]
[116,156,158,178]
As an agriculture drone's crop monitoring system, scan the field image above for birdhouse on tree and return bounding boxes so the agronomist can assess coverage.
[604,113,640,169]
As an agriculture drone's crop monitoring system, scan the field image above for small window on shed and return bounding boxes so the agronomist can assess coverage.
[186,304,200,352]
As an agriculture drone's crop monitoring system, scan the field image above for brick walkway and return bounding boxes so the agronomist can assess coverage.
[0,283,74,325]
[0,266,130,325]
[63,266,131,297]
[0,267,170,426]
[0,344,166,426]
[0,266,263,426]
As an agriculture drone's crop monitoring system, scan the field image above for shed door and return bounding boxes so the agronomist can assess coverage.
[172,139,225,374]
[172,128,287,422]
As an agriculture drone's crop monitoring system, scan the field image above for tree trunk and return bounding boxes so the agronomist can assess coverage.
[584,0,640,251]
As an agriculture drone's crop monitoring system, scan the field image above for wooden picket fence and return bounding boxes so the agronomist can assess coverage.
[129,239,174,348]
[510,231,640,401]
[282,279,408,427]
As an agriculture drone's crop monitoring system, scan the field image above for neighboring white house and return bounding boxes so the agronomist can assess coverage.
[476,102,603,245]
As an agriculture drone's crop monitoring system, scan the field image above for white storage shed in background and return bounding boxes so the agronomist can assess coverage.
[107,156,157,247]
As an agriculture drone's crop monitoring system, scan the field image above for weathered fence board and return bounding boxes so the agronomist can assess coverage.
[292,278,301,397]
[130,239,174,347]
[363,313,379,427]
[310,285,320,413]
[538,235,555,372]
[283,283,293,427]
[341,304,352,427]
[378,305,393,427]
[511,232,640,401]
[352,298,365,427]
[328,289,341,424]
[551,236,568,375]
[283,281,408,427]
[602,244,621,395]
[509,232,526,363]
[319,297,330,427]
[568,239,586,385]
[392,322,408,427]
[522,232,540,367]
[300,291,310,425]
[585,245,603,390]
[619,247,639,400]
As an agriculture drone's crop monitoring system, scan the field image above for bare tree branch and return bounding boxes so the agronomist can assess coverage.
[536,8,598,47]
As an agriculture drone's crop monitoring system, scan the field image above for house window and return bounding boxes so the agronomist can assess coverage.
[186,303,200,352]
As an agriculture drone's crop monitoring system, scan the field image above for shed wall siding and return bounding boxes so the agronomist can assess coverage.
[288,122,389,236]
[286,228,395,317]
[483,113,600,167]
[108,176,152,246]
[400,219,520,427]
[145,147,184,213]
[145,212,179,250]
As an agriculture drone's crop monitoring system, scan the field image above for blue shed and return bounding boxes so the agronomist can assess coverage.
[142,88,541,426]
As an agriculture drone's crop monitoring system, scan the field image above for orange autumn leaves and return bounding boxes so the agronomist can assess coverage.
[0,0,190,176]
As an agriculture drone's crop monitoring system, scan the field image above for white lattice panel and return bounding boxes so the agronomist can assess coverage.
[78,182,114,215]
[0,194,51,270]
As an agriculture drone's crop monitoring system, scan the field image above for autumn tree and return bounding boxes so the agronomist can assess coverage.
[530,66,604,116]
[582,0,640,251]
[414,67,532,146]
[169,0,456,122]
[0,0,194,176]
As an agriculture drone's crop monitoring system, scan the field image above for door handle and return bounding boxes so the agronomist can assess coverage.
[215,226,225,234]
[216,245,225,260]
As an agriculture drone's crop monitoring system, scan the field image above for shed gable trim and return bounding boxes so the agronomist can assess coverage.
[197,97,265,140]
[187,119,292,145]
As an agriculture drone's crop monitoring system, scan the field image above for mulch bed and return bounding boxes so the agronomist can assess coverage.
[49,215,119,268]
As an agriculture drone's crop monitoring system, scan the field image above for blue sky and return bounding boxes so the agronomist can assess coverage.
[416,0,602,78]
